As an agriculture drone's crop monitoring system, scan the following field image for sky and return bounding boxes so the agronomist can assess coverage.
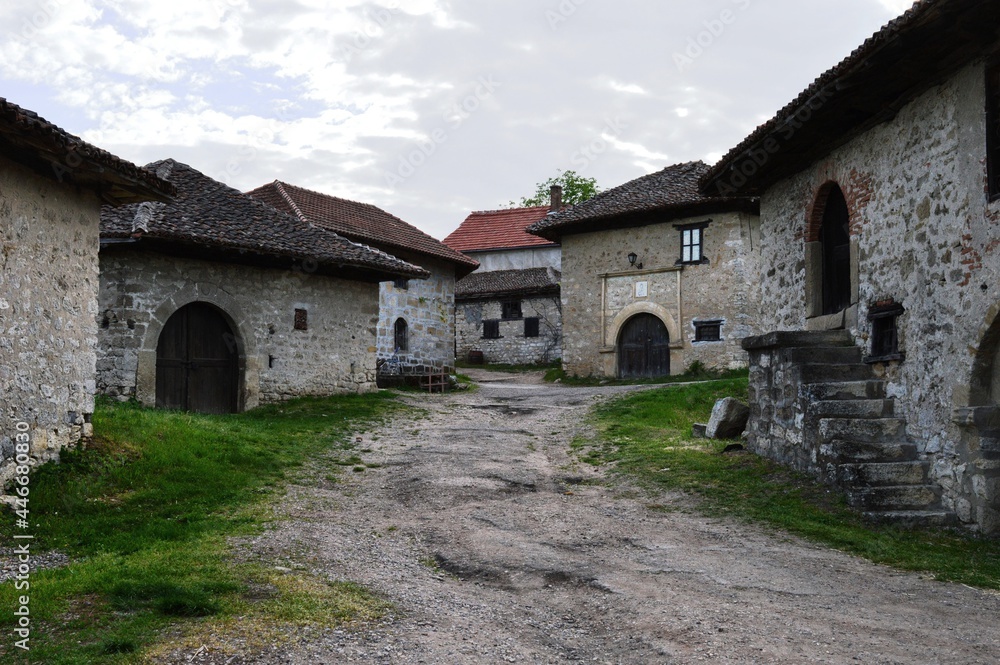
[0,0,916,241]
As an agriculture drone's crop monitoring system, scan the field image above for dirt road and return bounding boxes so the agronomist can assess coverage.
[232,370,1000,664]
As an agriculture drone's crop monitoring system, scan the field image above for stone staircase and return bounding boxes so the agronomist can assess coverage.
[794,331,957,528]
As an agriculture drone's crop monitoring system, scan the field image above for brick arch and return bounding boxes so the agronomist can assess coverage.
[135,282,260,410]
[804,180,859,323]
[806,180,849,243]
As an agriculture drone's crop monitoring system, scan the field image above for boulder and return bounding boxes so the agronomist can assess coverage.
[706,398,750,439]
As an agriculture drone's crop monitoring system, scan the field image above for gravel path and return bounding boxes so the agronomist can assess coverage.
[163,370,1000,664]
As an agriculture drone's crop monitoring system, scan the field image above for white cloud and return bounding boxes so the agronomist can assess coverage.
[877,0,917,16]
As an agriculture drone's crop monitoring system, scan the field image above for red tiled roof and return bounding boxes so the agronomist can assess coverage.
[444,206,559,253]
[246,180,478,276]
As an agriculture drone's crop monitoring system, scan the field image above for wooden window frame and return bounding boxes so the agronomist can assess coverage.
[693,319,723,342]
[524,317,540,338]
[394,317,408,352]
[864,300,905,364]
[675,221,711,265]
[501,300,522,320]
[483,319,501,339]
[294,308,308,331]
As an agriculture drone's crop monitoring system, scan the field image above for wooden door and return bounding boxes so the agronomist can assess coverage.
[156,303,238,414]
[618,314,671,378]
[821,186,852,316]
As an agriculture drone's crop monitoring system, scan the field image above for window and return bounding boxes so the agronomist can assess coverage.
[866,299,905,363]
[988,62,1000,200]
[501,300,522,320]
[524,317,540,338]
[483,319,500,339]
[393,278,409,290]
[694,320,722,342]
[394,317,408,352]
[676,222,710,265]
[294,308,308,331]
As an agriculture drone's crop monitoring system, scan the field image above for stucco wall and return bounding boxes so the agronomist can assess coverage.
[455,295,561,365]
[469,246,561,272]
[98,249,381,407]
[0,157,101,485]
[559,211,758,377]
[755,60,1000,529]
[377,255,455,374]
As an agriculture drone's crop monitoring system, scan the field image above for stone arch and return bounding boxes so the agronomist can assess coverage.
[608,302,681,346]
[136,282,259,411]
[805,180,859,326]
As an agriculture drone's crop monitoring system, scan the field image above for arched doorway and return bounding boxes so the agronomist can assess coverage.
[156,302,239,414]
[617,313,671,378]
[820,185,852,316]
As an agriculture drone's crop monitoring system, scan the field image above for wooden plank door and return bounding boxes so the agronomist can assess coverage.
[156,303,238,414]
[618,314,671,378]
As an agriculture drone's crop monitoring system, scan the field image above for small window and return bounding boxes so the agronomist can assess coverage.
[524,317,540,338]
[483,319,500,339]
[988,62,1000,200]
[393,278,409,290]
[677,222,709,265]
[694,320,722,342]
[501,300,522,320]
[394,317,408,352]
[866,300,905,363]
[294,308,308,331]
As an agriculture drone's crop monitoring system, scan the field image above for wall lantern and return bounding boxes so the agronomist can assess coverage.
[627,252,643,269]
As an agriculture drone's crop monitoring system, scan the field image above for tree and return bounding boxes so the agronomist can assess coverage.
[509,170,600,208]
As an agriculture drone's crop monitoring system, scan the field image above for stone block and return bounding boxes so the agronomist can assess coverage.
[706,398,750,439]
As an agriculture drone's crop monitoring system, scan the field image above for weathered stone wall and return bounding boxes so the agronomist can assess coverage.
[377,254,455,374]
[754,60,1000,531]
[455,295,562,365]
[559,211,759,377]
[469,246,561,272]
[0,157,101,485]
[98,249,380,407]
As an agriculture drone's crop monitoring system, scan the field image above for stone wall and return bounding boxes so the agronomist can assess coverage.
[455,295,561,365]
[469,246,561,272]
[753,60,1000,532]
[0,157,101,485]
[98,249,381,408]
[377,254,455,375]
[559,210,759,377]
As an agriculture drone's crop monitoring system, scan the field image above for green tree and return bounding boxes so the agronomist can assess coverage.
[510,170,600,208]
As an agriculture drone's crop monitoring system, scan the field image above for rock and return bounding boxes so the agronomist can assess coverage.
[706,398,750,439]
[692,423,708,438]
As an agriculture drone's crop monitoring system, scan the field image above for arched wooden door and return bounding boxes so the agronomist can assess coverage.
[617,313,671,378]
[821,186,852,316]
[156,303,239,414]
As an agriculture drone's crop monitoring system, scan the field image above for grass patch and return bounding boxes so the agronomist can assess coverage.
[0,393,401,663]
[546,362,748,386]
[456,360,560,373]
[582,378,1000,590]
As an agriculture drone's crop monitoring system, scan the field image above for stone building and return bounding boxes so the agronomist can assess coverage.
[0,98,172,485]
[529,162,759,378]
[247,181,477,378]
[99,160,426,412]
[700,0,1000,531]
[445,198,562,365]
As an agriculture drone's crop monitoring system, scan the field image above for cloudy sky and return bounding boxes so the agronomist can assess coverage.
[1,0,915,240]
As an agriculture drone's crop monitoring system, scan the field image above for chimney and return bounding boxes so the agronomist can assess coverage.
[549,185,563,213]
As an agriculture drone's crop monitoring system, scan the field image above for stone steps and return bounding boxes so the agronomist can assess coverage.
[805,380,887,401]
[823,439,919,463]
[786,346,864,365]
[846,484,942,512]
[837,461,928,487]
[800,363,879,384]
[811,398,895,419]
[819,417,907,444]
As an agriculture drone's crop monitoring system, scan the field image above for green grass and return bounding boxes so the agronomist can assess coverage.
[580,377,1000,589]
[0,394,401,664]
[455,360,560,373]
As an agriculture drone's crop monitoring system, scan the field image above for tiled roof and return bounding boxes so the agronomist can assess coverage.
[444,206,558,253]
[528,162,756,240]
[0,98,173,205]
[455,267,560,300]
[246,180,478,276]
[101,160,428,280]
[701,0,999,196]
